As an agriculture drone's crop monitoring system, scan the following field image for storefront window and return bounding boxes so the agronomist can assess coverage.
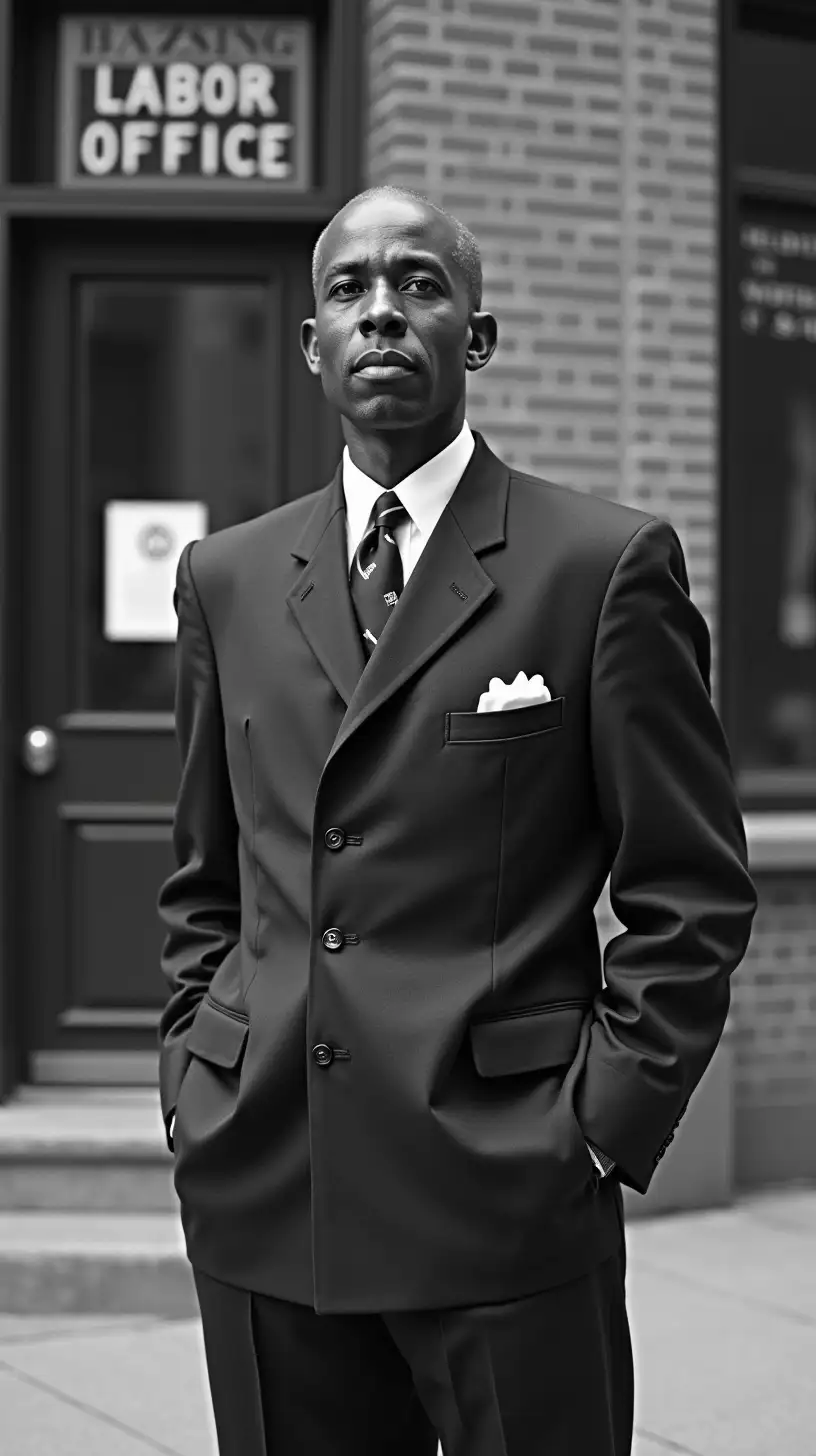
[728,206,816,790]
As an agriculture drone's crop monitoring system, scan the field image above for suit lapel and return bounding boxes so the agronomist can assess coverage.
[286,465,367,708]
[286,432,509,766]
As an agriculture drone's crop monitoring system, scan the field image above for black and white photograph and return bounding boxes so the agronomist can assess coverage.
[0,3,813,1455]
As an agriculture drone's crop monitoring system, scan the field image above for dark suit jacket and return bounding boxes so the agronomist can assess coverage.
[157,432,757,1314]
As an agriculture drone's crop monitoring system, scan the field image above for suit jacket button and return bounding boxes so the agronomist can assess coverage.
[312,1044,334,1067]
[324,827,346,851]
[322,927,344,951]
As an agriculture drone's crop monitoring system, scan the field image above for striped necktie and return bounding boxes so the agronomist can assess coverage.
[349,490,411,659]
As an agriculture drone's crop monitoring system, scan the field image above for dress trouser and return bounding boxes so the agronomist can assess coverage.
[192,1231,634,1456]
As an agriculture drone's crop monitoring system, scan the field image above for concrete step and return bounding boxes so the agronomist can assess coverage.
[0,1087,175,1212]
[0,1211,196,1315]
[0,1093,192,1314]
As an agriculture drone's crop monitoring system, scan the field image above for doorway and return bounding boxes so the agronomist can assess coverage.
[7,219,339,1084]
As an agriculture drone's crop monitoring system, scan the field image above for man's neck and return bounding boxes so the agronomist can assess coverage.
[342,413,465,488]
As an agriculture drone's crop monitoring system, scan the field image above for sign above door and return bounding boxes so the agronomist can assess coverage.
[57,16,313,189]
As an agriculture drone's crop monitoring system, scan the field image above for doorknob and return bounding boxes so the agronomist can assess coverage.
[22,725,59,776]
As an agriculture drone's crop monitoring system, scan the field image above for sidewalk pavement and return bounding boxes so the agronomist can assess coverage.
[0,1185,814,1456]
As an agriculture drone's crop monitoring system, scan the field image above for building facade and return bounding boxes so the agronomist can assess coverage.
[0,0,813,1194]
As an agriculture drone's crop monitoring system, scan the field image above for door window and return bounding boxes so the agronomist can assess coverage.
[75,281,276,711]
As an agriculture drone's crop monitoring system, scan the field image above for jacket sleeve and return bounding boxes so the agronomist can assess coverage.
[156,541,241,1139]
[575,517,757,1194]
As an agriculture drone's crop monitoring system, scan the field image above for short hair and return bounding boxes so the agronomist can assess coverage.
[311,186,483,311]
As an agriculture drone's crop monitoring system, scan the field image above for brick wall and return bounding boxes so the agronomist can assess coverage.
[365,0,717,613]
[364,0,816,1185]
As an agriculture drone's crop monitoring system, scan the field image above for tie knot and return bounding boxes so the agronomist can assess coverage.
[374,490,409,528]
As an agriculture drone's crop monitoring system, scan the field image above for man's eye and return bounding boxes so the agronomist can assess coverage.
[330,281,362,298]
[403,278,440,295]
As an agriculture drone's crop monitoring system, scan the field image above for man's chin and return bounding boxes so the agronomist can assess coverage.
[341,397,429,428]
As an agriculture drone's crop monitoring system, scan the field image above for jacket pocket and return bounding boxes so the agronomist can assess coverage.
[186,995,249,1070]
[469,999,589,1077]
[446,696,564,744]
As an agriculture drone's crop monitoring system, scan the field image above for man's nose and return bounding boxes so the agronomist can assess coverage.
[359,282,407,336]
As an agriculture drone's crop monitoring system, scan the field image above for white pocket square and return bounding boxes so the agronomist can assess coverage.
[477,671,552,713]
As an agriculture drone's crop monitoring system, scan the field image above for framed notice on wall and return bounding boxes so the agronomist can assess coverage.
[57,16,313,189]
[728,205,816,790]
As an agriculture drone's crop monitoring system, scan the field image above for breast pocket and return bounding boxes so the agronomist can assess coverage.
[445,695,564,744]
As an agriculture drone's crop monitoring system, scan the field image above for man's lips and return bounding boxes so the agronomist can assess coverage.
[352,348,418,376]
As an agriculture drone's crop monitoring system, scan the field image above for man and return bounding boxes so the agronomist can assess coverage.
[157,186,757,1456]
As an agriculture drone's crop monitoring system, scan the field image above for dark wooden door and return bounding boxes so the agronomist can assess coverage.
[15,221,339,1083]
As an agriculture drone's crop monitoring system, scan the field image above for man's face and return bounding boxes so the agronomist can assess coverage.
[301,196,495,430]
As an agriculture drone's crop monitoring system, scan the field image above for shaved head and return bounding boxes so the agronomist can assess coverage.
[312,186,483,311]
[300,183,497,461]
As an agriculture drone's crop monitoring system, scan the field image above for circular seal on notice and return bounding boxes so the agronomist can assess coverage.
[136,523,176,560]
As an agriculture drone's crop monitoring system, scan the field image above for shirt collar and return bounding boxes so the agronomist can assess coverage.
[342,421,475,550]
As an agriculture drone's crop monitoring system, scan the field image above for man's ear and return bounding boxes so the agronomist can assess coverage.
[465,311,498,373]
[300,318,322,376]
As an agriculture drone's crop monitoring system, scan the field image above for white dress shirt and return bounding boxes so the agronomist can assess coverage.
[343,421,475,578]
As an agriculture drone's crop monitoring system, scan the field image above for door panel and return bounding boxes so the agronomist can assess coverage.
[64,819,177,1017]
[18,224,337,1082]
